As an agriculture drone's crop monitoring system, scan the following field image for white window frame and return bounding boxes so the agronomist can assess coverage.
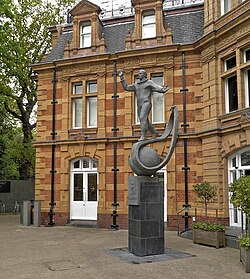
[244,69,250,108]
[151,74,165,124]
[86,81,97,128]
[73,83,82,95]
[221,0,231,15]
[72,83,83,129]
[224,55,236,71]
[72,98,82,128]
[87,97,97,128]
[142,11,156,39]
[80,23,91,48]
[71,80,98,129]
[244,48,250,63]
[224,56,237,113]
[71,157,98,171]
[87,81,97,93]
[225,74,238,113]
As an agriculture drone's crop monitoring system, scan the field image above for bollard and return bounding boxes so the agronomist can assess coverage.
[23,201,31,226]
[33,201,41,227]
[20,205,23,224]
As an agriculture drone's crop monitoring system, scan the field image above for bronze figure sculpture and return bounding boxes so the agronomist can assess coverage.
[118,69,179,176]
[118,69,169,141]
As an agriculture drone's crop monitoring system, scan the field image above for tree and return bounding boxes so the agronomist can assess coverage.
[230,176,250,218]
[193,181,217,223]
[230,176,250,248]
[0,0,76,179]
[0,127,30,180]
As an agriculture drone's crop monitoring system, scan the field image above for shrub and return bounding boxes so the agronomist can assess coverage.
[193,221,224,231]
[239,234,250,248]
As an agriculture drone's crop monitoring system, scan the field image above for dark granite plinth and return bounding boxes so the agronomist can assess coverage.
[128,176,164,257]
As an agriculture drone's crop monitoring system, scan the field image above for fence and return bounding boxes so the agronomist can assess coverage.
[0,180,35,213]
[177,206,247,235]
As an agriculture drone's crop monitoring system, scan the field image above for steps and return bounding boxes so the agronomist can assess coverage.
[225,226,241,249]
[67,220,97,228]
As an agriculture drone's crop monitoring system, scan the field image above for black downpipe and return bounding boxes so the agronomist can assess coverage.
[48,63,57,226]
[181,52,190,230]
[111,61,119,230]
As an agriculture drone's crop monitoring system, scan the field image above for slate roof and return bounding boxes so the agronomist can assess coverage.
[103,22,134,54]
[43,9,204,63]
[43,31,72,63]
[165,10,204,44]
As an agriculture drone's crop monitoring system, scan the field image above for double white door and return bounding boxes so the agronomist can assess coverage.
[70,172,98,220]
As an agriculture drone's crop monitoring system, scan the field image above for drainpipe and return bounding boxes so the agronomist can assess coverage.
[48,62,57,226]
[181,52,190,230]
[111,60,119,230]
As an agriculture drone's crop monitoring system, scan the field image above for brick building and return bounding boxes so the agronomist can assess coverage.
[32,0,250,230]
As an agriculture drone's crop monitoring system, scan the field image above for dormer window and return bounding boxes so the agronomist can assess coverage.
[142,11,156,39]
[80,23,91,48]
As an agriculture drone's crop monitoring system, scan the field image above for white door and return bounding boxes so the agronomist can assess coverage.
[70,158,98,220]
[228,149,250,228]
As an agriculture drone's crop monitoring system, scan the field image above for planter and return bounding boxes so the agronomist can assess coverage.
[240,246,250,273]
[193,228,225,249]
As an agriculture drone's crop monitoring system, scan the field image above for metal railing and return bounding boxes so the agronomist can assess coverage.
[177,206,248,236]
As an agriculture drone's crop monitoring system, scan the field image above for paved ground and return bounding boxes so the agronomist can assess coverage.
[0,215,248,279]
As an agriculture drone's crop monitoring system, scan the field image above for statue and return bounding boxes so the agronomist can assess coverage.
[118,69,169,141]
[118,69,179,176]
[120,70,179,256]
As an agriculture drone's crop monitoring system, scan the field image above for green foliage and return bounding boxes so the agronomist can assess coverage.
[239,234,250,248]
[193,181,218,223]
[229,176,250,217]
[0,118,35,180]
[193,221,225,231]
[0,0,76,179]
[193,181,217,206]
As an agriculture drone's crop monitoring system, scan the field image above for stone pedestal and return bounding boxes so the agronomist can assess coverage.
[128,176,164,256]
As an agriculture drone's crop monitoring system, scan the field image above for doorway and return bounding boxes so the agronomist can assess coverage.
[70,158,98,220]
[228,148,250,227]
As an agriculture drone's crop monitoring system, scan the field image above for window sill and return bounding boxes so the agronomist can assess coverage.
[68,127,98,136]
[219,108,250,123]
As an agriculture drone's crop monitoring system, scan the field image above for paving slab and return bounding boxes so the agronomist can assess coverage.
[0,214,248,279]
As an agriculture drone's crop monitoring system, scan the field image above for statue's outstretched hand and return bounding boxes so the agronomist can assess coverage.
[118,70,124,78]
[163,85,169,93]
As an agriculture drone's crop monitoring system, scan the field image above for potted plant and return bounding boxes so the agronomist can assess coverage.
[230,175,250,273]
[192,181,225,248]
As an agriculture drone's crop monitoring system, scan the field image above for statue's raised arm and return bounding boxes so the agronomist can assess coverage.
[118,70,136,92]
